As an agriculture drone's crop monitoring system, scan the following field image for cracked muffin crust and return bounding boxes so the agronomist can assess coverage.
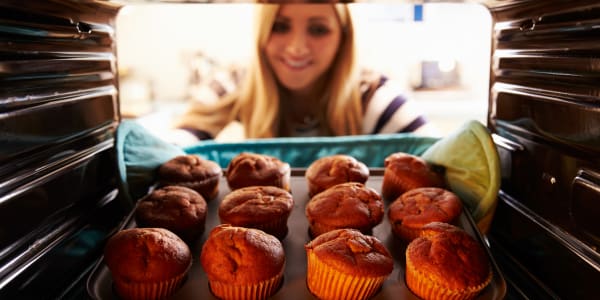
[381,152,445,201]
[218,186,294,240]
[305,154,369,197]
[305,182,384,237]
[200,225,285,300]
[104,228,192,300]
[226,152,291,192]
[305,228,393,300]
[157,154,222,201]
[405,222,492,299]
[135,185,207,242]
[388,187,463,242]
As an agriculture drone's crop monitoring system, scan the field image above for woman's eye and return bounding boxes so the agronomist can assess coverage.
[308,24,330,36]
[272,21,290,34]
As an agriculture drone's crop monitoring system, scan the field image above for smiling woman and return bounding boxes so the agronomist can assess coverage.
[116,2,493,144]
[265,5,343,106]
[174,3,438,141]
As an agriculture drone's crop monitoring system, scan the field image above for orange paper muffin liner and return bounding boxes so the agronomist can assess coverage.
[405,252,492,300]
[306,251,387,300]
[113,269,188,300]
[208,269,284,300]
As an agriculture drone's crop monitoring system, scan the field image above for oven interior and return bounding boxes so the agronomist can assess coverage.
[0,0,599,299]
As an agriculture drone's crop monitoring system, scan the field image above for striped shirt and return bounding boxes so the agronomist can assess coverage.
[360,74,427,135]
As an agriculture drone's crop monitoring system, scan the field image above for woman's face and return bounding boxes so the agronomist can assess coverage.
[265,4,343,94]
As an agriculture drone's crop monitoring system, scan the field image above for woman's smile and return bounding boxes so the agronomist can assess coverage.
[282,56,312,70]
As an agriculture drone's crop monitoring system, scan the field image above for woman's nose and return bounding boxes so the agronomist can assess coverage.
[286,30,309,56]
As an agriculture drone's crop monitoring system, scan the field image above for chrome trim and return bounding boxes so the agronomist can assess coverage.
[0,138,114,206]
[0,188,118,290]
[492,133,525,152]
[499,190,600,272]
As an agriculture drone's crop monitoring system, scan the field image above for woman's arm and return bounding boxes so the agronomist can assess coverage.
[175,86,241,142]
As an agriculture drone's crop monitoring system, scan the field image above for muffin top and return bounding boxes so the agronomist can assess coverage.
[135,185,207,230]
[305,228,393,277]
[104,228,192,282]
[388,187,463,228]
[157,154,222,185]
[226,152,291,191]
[383,153,439,179]
[200,225,285,284]
[418,221,462,238]
[406,224,491,290]
[219,186,294,225]
[382,152,444,199]
[305,182,384,229]
[305,154,369,197]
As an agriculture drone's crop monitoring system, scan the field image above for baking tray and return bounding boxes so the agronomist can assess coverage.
[87,168,506,300]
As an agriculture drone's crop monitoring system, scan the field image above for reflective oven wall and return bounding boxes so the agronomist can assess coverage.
[485,0,600,298]
[0,1,127,298]
[1,0,599,299]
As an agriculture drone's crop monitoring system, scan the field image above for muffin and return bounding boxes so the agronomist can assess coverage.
[405,222,492,299]
[200,225,285,300]
[135,185,207,242]
[218,186,294,240]
[305,182,384,237]
[157,154,222,201]
[226,152,291,191]
[104,228,192,300]
[381,152,445,201]
[418,221,464,238]
[388,187,463,242]
[305,154,369,197]
[305,228,393,300]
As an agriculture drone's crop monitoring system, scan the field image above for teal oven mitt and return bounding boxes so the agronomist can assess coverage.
[184,134,439,168]
[422,120,501,233]
[115,120,185,207]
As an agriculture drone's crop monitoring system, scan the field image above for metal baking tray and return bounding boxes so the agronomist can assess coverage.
[87,168,506,299]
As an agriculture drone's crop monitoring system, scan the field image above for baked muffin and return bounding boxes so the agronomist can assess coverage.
[157,154,222,201]
[218,186,294,240]
[405,222,492,299]
[381,152,445,201]
[225,152,291,191]
[388,187,463,242]
[305,154,369,197]
[418,221,464,238]
[305,182,384,237]
[135,185,207,242]
[200,225,285,300]
[305,228,393,300]
[104,228,192,300]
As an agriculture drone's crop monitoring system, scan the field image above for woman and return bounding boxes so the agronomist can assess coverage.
[176,3,436,142]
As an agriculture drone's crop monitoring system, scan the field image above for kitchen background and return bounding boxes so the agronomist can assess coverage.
[115,2,492,143]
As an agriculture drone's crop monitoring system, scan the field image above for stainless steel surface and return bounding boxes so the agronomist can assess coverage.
[87,169,506,300]
[485,1,600,297]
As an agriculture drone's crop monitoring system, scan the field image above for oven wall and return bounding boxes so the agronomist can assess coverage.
[485,0,600,298]
[2,0,599,298]
[0,1,126,298]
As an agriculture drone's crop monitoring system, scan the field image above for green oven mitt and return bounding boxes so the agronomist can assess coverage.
[422,120,501,232]
[115,120,185,207]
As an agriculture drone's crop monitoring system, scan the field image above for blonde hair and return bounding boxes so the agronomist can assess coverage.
[178,4,362,138]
